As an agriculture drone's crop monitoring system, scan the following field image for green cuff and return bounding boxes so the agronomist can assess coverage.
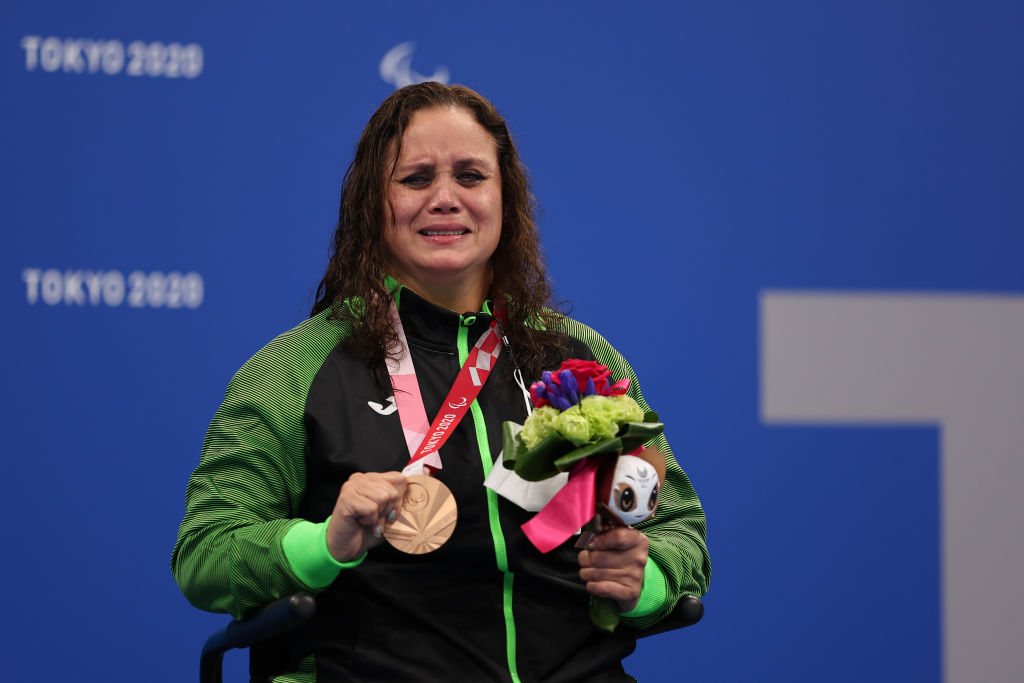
[621,557,668,618]
[281,517,366,589]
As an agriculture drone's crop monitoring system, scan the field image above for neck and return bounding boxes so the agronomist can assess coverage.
[392,268,492,314]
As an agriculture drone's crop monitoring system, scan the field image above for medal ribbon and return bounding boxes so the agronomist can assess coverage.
[387,300,504,476]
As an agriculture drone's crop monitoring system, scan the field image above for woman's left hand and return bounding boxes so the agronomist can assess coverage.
[577,526,649,613]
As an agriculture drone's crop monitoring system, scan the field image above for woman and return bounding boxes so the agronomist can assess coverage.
[173,82,710,682]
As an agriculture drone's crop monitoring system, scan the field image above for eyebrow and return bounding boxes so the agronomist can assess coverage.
[452,157,493,171]
[394,156,495,173]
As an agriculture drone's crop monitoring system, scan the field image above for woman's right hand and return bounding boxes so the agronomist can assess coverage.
[326,471,407,563]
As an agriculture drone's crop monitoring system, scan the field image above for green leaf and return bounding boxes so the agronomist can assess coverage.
[501,421,527,469]
[505,430,576,482]
[618,420,665,453]
[552,437,622,471]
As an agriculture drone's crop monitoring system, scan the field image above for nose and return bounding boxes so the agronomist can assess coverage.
[429,176,460,214]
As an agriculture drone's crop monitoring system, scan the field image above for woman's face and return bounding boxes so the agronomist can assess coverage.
[385,107,502,306]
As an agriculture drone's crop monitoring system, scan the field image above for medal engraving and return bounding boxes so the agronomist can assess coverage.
[383,474,457,554]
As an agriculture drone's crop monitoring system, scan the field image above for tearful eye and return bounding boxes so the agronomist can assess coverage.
[615,483,636,512]
[648,482,659,511]
[457,171,485,185]
[399,174,431,188]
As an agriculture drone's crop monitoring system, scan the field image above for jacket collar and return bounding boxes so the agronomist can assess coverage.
[385,274,494,314]
[385,275,496,349]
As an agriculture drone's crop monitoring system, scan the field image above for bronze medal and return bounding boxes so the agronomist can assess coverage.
[383,474,457,554]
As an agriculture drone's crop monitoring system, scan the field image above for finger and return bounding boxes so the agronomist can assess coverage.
[585,580,641,613]
[356,471,407,494]
[348,471,405,499]
[380,470,409,492]
[381,472,407,521]
[361,485,402,521]
[583,576,639,597]
[342,491,391,529]
[581,562,645,598]
[578,546,648,572]
[344,474,406,517]
[374,473,408,515]
[578,549,593,569]
[580,562,645,584]
[587,527,648,552]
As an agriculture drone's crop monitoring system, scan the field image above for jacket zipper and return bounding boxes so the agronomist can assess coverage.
[458,318,521,683]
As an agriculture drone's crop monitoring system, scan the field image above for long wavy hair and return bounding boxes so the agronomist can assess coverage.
[311,82,568,388]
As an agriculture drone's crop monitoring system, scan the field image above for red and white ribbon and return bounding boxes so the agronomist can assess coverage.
[387,301,503,476]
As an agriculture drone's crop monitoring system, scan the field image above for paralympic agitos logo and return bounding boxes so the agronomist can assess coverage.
[379,42,449,89]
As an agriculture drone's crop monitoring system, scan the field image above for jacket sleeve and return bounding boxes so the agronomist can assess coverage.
[171,318,338,620]
[567,321,712,629]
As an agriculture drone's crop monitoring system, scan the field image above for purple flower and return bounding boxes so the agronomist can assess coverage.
[559,369,579,405]
[529,359,629,410]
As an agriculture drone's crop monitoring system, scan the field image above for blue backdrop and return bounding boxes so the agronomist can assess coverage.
[3,2,1022,681]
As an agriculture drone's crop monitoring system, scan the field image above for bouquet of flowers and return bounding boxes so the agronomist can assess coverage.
[502,359,664,486]
[500,359,667,631]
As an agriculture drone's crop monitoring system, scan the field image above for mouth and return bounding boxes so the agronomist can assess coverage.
[419,224,470,237]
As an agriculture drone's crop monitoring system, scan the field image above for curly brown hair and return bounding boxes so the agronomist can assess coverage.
[311,82,568,388]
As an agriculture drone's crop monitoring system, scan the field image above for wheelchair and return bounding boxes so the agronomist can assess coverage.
[200,592,704,682]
